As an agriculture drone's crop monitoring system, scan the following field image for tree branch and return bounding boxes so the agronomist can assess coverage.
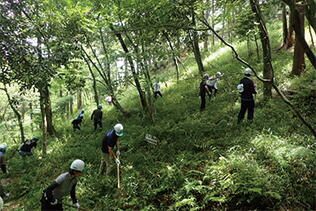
[198,16,316,138]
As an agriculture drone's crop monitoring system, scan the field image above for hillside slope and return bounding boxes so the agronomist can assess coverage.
[3,26,316,210]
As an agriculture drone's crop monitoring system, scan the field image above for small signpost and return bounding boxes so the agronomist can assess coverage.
[145,134,160,145]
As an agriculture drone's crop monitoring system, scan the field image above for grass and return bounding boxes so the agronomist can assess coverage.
[2,22,316,210]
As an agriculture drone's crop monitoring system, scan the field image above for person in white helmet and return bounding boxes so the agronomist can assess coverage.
[0,144,7,174]
[0,196,3,211]
[237,68,257,124]
[41,159,84,211]
[99,123,123,175]
[153,79,162,99]
[206,71,224,99]
[199,73,211,111]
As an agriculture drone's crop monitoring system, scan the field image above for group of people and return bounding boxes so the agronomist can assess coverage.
[199,71,224,111]
[0,137,38,174]
[199,68,256,123]
[71,104,104,132]
[41,123,124,210]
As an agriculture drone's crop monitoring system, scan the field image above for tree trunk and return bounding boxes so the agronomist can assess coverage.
[69,94,73,116]
[85,57,99,107]
[29,102,34,132]
[82,31,129,116]
[286,9,295,49]
[199,13,316,138]
[247,37,251,58]
[284,0,316,69]
[305,0,316,35]
[250,0,273,99]
[254,34,260,61]
[2,85,25,143]
[211,0,215,46]
[191,7,205,75]
[111,26,148,111]
[44,85,55,136]
[292,3,306,76]
[163,31,180,82]
[39,91,47,156]
[282,3,289,47]
[204,0,210,50]
[77,89,83,110]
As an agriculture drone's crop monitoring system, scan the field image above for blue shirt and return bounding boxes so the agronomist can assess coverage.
[101,130,118,153]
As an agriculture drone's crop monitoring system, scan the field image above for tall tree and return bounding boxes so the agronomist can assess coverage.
[291,3,305,75]
[249,0,273,98]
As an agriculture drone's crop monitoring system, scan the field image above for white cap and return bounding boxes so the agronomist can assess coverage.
[70,159,85,172]
[114,123,124,137]
[244,68,253,76]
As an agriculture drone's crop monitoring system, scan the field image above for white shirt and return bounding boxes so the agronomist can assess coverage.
[153,82,160,92]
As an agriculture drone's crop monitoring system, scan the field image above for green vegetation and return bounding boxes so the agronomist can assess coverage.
[2,21,315,210]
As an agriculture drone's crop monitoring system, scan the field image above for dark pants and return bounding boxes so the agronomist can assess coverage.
[94,120,103,130]
[41,195,63,211]
[200,94,206,111]
[72,123,80,131]
[210,87,217,97]
[0,156,6,173]
[154,91,162,98]
[238,99,255,123]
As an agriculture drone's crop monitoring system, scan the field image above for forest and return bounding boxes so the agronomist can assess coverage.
[0,0,315,210]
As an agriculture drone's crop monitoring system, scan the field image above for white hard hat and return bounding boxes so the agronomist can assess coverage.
[0,144,7,152]
[70,159,85,172]
[114,123,124,137]
[244,68,253,76]
[203,73,209,79]
[0,196,3,210]
[216,72,222,77]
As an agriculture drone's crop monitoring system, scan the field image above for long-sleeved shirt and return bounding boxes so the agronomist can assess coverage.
[239,77,257,100]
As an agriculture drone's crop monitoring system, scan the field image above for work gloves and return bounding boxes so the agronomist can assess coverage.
[50,199,58,205]
[74,202,80,209]
[115,158,120,165]
[116,150,120,156]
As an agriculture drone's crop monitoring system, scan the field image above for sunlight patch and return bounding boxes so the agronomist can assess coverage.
[205,46,230,64]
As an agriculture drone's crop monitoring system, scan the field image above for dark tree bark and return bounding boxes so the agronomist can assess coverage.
[39,91,47,155]
[191,7,205,75]
[211,0,215,46]
[39,84,56,136]
[1,85,25,143]
[305,0,316,35]
[292,4,306,75]
[283,0,316,69]
[110,26,148,111]
[254,34,260,61]
[77,89,83,110]
[29,102,34,132]
[83,55,99,106]
[69,94,73,116]
[204,0,211,50]
[81,33,129,117]
[286,9,295,49]
[280,2,289,48]
[250,0,273,99]
[163,31,180,82]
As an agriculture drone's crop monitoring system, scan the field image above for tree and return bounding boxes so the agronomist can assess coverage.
[249,0,273,98]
